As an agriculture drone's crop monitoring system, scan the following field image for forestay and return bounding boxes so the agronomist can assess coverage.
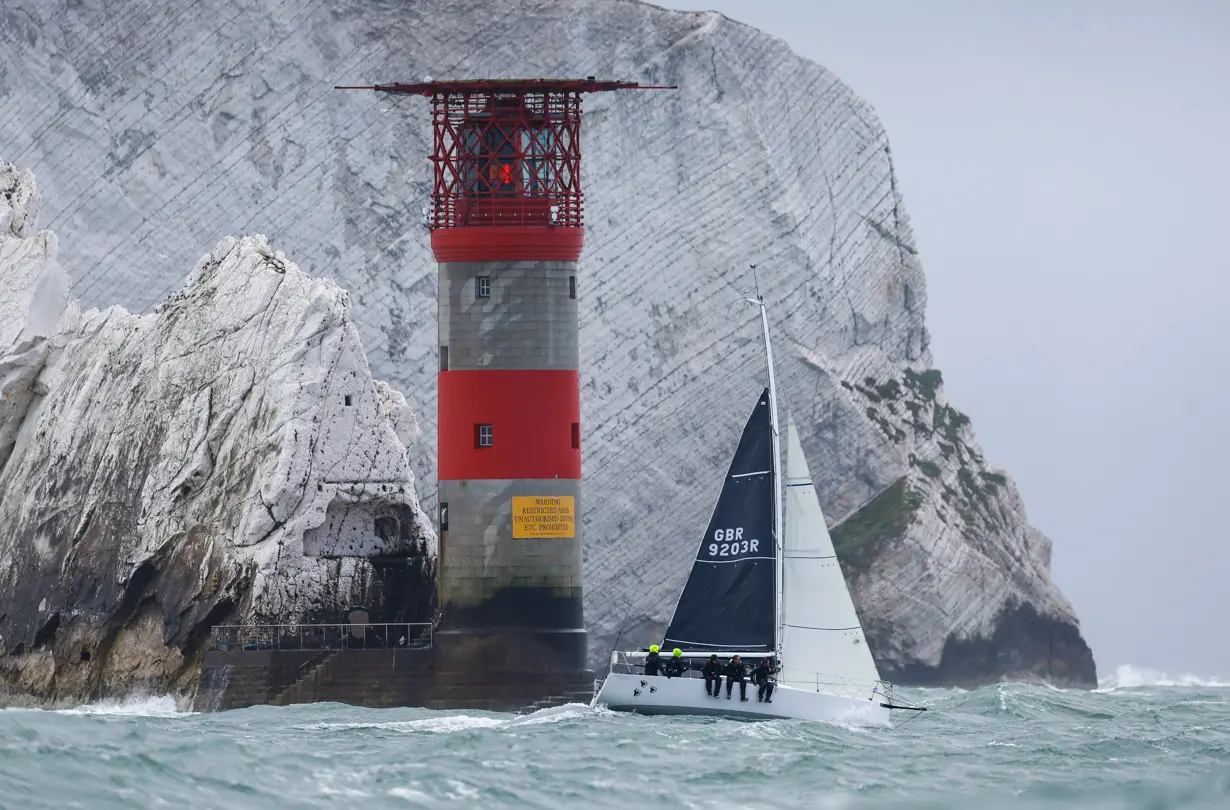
[663,389,777,653]
[780,415,881,690]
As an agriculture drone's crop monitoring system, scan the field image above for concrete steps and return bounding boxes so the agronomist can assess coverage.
[269,651,337,707]
[272,649,436,708]
[196,650,323,711]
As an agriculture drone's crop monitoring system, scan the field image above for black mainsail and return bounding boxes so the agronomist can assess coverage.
[663,389,777,653]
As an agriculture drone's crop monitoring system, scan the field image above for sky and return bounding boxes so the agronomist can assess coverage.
[662,0,1230,678]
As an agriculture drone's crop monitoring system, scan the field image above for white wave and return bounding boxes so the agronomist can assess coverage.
[732,720,787,740]
[298,714,505,734]
[300,704,602,735]
[56,695,185,717]
[905,685,968,695]
[386,780,480,803]
[1097,664,1230,692]
[816,715,884,734]
[507,702,594,727]
[388,786,434,803]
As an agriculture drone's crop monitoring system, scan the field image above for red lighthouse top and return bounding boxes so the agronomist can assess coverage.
[337,78,673,262]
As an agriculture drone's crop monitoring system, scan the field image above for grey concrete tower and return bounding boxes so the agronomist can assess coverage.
[436,257,584,677]
[339,78,671,701]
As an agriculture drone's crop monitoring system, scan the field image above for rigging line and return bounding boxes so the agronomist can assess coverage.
[887,689,972,732]
[783,624,861,631]
[663,639,772,649]
[889,706,930,732]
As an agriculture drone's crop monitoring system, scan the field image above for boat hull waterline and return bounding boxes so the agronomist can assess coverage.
[593,673,891,726]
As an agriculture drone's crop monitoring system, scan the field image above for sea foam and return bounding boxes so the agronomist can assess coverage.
[55,695,185,717]
[1097,664,1230,692]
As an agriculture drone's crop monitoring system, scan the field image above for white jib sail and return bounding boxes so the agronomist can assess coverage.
[780,415,882,691]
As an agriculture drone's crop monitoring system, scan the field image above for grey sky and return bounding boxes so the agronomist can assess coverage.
[662,0,1230,678]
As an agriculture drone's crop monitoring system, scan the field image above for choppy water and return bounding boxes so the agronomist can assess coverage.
[1,666,1227,809]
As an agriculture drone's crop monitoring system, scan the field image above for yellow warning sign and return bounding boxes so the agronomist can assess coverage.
[512,496,576,539]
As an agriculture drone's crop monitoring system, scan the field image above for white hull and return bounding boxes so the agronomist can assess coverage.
[593,672,890,726]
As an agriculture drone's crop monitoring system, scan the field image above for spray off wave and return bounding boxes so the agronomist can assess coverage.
[2,695,186,717]
[1098,664,1230,692]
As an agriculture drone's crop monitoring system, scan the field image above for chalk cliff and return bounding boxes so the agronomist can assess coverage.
[0,0,1095,691]
[0,163,434,705]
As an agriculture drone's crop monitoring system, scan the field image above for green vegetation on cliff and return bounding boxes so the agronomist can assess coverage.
[831,478,922,574]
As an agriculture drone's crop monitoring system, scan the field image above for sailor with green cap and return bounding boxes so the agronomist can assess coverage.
[644,644,663,676]
[664,647,688,678]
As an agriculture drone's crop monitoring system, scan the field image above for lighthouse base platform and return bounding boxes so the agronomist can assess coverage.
[195,644,594,713]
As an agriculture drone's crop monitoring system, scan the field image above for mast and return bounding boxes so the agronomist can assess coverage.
[749,292,784,665]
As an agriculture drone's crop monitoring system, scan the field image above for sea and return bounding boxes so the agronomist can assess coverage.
[0,665,1226,810]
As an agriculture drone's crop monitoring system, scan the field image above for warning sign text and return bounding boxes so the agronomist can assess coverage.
[512,496,576,539]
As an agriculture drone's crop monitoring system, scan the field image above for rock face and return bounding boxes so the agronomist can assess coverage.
[0,0,1095,688]
[0,163,434,705]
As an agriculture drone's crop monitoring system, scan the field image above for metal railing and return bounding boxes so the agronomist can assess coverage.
[774,666,894,703]
[209,623,432,652]
[606,651,893,703]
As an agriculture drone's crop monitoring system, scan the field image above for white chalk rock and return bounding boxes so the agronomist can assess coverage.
[0,0,1093,685]
[0,163,434,701]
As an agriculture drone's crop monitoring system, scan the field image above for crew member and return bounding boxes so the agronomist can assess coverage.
[702,654,724,697]
[664,648,687,678]
[644,644,662,676]
[753,656,778,703]
[725,655,748,701]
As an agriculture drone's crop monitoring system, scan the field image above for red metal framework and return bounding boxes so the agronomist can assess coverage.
[428,88,585,229]
[336,79,674,230]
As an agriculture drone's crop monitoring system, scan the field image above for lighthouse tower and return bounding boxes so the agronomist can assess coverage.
[339,78,669,701]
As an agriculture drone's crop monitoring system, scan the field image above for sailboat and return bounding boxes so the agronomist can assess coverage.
[593,297,915,724]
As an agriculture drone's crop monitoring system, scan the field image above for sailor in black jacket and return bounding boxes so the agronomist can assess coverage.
[753,656,779,703]
[663,648,688,678]
[701,654,723,697]
[644,645,663,676]
[724,655,748,701]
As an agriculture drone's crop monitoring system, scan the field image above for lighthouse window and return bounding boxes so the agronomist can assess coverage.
[520,128,556,192]
[476,423,494,448]
[571,422,580,450]
[487,127,517,196]
[569,275,576,300]
[461,125,518,197]
[440,345,449,371]
[477,276,491,298]
[344,395,352,407]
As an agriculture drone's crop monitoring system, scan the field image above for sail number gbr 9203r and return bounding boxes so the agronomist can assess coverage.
[705,528,762,560]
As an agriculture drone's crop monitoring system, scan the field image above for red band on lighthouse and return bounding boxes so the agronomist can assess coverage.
[438,369,581,481]
[431,226,584,263]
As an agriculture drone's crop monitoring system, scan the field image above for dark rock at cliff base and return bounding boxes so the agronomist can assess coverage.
[873,603,1099,689]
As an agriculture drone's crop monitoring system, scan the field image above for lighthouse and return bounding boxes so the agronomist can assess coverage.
[337,78,671,701]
